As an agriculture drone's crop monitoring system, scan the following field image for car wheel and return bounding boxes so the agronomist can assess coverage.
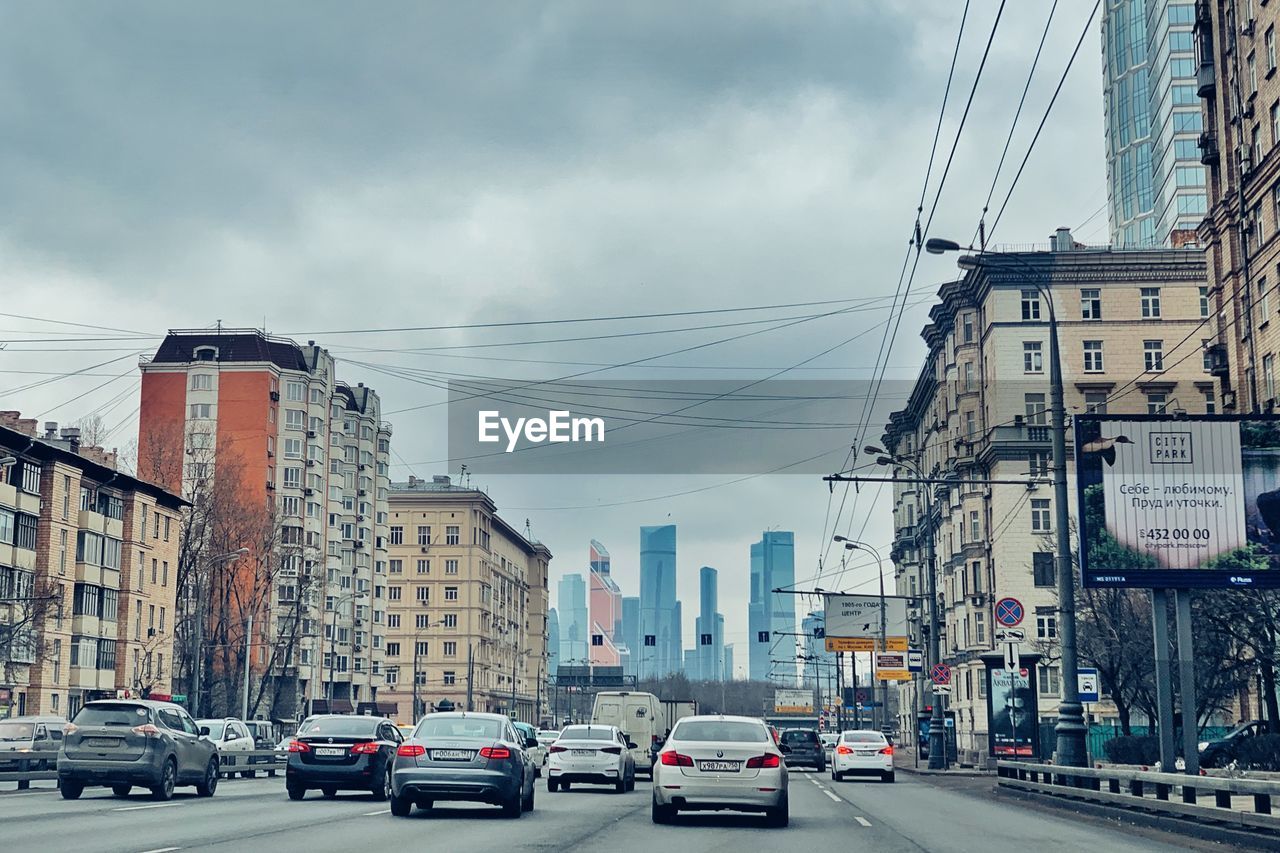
[547,779,559,792]
[833,770,843,782]
[390,791,413,817]
[626,772,635,792]
[651,795,675,824]
[883,771,896,784]
[561,781,571,792]
[615,776,626,793]
[766,795,789,828]
[196,760,219,797]
[151,758,177,801]
[370,767,390,801]
[111,783,132,797]
[416,799,433,811]
[287,783,306,801]
[502,790,523,818]
[60,780,84,800]
[321,785,337,798]
[522,783,535,812]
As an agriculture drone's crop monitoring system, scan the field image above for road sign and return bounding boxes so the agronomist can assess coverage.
[930,663,951,685]
[774,688,814,714]
[995,597,1025,628]
[907,649,923,672]
[933,684,953,694]
[824,636,908,652]
[1078,667,1100,703]
[855,689,868,704]
[824,594,909,639]
[994,628,1025,643]
[1003,642,1021,672]
[874,651,911,681]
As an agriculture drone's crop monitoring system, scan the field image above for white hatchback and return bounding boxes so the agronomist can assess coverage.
[651,715,788,827]
[831,729,895,783]
[546,724,636,793]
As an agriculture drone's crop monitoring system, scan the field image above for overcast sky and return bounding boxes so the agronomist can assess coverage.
[1,2,1106,675]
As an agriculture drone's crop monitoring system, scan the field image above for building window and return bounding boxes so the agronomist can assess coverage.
[1269,25,1277,71]
[285,409,305,429]
[962,313,975,343]
[416,586,429,603]
[190,373,213,391]
[417,525,430,546]
[1030,499,1051,532]
[969,510,980,542]
[1262,279,1273,323]
[1033,552,1055,587]
[15,514,37,551]
[416,559,429,574]
[445,525,460,545]
[390,526,403,545]
[443,613,458,628]
[442,671,456,686]
[1028,450,1049,477]
[443,641,457,657]
[1266,354,1277,402]
[1147,392,1168,415]
[1200,285,1210,318]
[283,467,302,488]
[389,559,402,574]
[1084,391,1108,414]
[388,586,402,601]
[1036,609,1058,641]
[1140,288,1161,318]
[285,381,306,402]
[1251,51,1259,94]
[445,559,459,575]
[1024,393,1047,425]
[1083,340,1104,372]
[444,586,459,601]
[1080,288,1101,320]
[1143,340,1164,372]
[415,641,429,656]
[1023,341,1043,373]
[189,403,212,419]
[1204,388,1217,414]
[1038,665,1061,696]
[1020,290,1041,321]
[283,438,303,459]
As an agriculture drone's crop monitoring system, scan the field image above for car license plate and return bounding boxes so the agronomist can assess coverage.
[314,747,346,757]
[698,760,740,772]
[85,737,119,748]
[571,749,595,757]
[856,750,878,756]
[431,749,471,761]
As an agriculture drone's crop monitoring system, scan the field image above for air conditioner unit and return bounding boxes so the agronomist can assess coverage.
[355,540,366,549]
[307,430,316,438]
[356,515,365,522]
[304,488,315,496]
[266,482,276,491]
[421,547,429,554]
[358,464,367,471]
[305,460,315,468]
[358,490,367,496]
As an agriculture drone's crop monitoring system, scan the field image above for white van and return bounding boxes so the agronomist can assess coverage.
[591,691,660,777]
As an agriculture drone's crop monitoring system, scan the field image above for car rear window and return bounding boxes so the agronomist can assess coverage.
[841,731,887,744]
[781,730,818,744]
[74,704,151,727]
[414,716,503,740]
[672,721,769,743]
[559,726,614,740]
[298,717,380,737]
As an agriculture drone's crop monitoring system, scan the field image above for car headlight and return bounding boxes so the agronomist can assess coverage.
[1197,741,1209,753]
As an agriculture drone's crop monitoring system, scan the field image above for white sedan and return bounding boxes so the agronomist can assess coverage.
[546,724,635,793]
[651,715,788,827]
[831,729,895,783]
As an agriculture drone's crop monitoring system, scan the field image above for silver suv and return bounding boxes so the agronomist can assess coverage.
[58,700,219,800]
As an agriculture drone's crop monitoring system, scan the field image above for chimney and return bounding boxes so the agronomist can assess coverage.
[44,422,58,439]
[432,475,451,486]
[407,475,419,487]
[1051,227,1075,252]
[61,427,81,453]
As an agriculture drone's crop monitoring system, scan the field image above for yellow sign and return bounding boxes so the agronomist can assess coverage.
[873,651,912,682]
[824,636,908,653]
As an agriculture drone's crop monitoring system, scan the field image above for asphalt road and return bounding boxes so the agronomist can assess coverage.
[0,769,1262,852]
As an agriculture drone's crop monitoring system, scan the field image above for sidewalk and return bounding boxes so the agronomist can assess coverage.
[895,745,992,777]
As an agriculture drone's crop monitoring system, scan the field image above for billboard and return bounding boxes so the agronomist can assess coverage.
[873,651,911,681]
[1076,415,1280,588]
[823,595,908,639]
[982,653,1041,759]
[773,688,813,714]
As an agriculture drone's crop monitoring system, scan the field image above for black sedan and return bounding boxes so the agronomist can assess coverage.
[779,728,826,771]
[285,715,402,800]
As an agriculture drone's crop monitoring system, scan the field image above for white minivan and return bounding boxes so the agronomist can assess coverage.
[591,691,660,777]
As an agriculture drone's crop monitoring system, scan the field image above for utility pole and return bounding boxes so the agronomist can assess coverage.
[241,610,253,721]
[466,643,474,711]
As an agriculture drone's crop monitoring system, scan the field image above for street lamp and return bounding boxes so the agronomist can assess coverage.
[324,591,368,710]
[924,238,1088,769]
[835,537,888,731]
[866,447,946,769]
[191,547,249,717]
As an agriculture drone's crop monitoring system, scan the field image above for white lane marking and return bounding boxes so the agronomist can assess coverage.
[362,809,391,816]
[809,777,822,786]
[824,790,841,802]
[855,816,872,827]
[112,803,183,812]
[139,847,181,853]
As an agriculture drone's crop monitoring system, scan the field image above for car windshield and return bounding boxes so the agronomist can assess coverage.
[298,717,380,737]
[559,726,614,740]
[781,730,818,745]
[0,722,34,741]
[200,721,227,739]
[74,704,150,727]
[414,716,504,740]
[842,731,887,744]
[672,721,769,743]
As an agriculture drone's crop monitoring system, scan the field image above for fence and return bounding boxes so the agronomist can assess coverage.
[997,760,1280,833]
[0,749,285,791]
[1032,724,1232,763]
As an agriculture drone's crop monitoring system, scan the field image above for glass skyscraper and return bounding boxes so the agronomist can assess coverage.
[1102,0,1205,247]
[695,566,725,682]
[748,531,796,684]
[557,574,589,667]
[639,524,679,679]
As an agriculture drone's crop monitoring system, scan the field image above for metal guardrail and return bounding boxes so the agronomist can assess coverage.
[0,749,286,791]
[997,760,1280,833]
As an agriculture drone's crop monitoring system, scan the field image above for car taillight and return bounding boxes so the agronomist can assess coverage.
[659,751,693,767]
[288,740,311,753]
[600,746,622,754]
[549,745,567,753]
[397,744,425,757]
[746,754,781,769]
[350,741,381,754]
[131,723,161,737]
[835,745,853,755]
[879,746,894,756]
[479,747,511,760]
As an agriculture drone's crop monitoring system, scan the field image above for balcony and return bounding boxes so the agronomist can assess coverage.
[1196,61,1215,98]
[1199,131,1220,166]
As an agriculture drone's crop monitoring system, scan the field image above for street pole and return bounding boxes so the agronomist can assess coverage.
[466,643,474,711]
[241,610,253,721]
[413,643,420,723]
[920,461,944,769]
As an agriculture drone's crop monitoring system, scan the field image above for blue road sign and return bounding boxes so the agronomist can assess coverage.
[995,597,1024,628]
[1077,667,1100,703]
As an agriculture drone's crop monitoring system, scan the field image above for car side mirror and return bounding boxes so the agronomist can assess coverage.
[779,745,792,754]
[199,726,211,737]
[626,741,638,750]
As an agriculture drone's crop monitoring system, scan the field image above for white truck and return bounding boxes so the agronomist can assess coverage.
[591,691,661,778]
[656,699,698,736]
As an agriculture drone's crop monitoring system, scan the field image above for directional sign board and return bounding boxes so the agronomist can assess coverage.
[774,688,814,714]
[1003,642,1021,673]
[1078,667,1100,703]
[823,594,909,653]
[874,651,911,682]
[994,628,1025,643]
[907,649,923,673]
[930,663,951,685]
[824,636,908,652]
[995,597,1025,628]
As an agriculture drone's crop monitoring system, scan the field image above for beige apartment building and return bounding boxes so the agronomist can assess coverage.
[1197,0,1280,412]
[382,476,551,724]
[0,412,185,719]
[883,231,1208,765]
